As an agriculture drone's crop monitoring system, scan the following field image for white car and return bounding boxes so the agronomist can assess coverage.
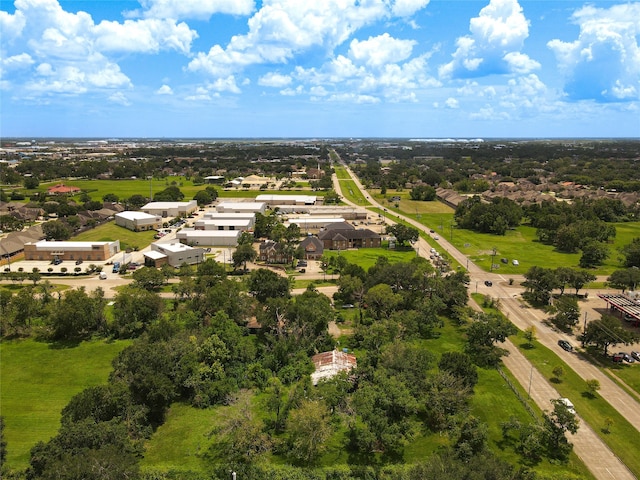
[512,259,519,265]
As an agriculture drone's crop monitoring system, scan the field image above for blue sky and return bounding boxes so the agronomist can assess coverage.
[1,0,639,138]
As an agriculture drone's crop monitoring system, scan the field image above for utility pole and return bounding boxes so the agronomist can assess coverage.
[490,247,497,272]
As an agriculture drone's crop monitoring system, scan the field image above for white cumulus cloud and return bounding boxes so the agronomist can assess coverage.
[156,84,173,95]
[134,0,255,20]
[439,0,539,79]
[258,72,292,88]
[547,3,640,102]
[188,0,430,78]
[1,0,197,101]
[349,33,416,67]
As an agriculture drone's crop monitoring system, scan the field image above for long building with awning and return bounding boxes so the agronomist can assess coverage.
[597,293,640,326]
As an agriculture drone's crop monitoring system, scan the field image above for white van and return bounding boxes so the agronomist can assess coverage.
[559,398,575,414]
[99,272,108,280]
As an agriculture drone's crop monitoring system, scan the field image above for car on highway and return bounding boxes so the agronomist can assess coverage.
[484,280,493,287]
[558,339,573,352]
[559,397,576,414]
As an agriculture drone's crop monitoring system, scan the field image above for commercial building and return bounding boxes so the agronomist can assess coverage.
[203,212,256,228]
[318,222,381,250]
[286,216,345,231]
[143,242,204,268]
[115,211,162,231]
[23,240,120,262]
[216,201,266,214]
[194,218,253,231]
[255,194,318,206]
[176,229,241,247]
[141,200,198,218]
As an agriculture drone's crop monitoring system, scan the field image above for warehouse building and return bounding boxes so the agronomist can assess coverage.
[194,218,253,231]
[143,242,205,268]
[203,212,256,228]
[216,201,266,214]
[141,200,198,218]
[24,240,120,262]
[255,194,318,206]
[115,211,162,231]
[176,229,241,247]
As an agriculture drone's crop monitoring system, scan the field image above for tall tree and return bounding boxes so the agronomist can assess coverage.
[286,399,332,464]
[583,314,638,356]
[465,313,517,367]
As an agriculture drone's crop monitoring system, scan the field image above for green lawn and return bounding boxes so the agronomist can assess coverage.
[71,220,157,251]
[36,178,320,203]
[323,247,417,270]
[0,338,131,469]
[334,167,369,206]
[140,402,218,474]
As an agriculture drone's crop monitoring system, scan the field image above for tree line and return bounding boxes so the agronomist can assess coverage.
[0,253,572,479]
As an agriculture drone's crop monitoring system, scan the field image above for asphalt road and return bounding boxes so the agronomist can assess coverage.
[333,155,639,480]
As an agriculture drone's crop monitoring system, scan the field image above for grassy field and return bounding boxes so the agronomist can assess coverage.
[323,246,417,270]
[36,178,319,203]
[140,402,218,473]
[72,220,157,251]
[0,338,132,469]
[370,186,640,276]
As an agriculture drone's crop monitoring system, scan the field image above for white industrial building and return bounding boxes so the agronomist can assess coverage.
[275,205,367,220]
[203,212,256,228]
[23,240,120,262]
[194,218,253,231]
[286,216,345,231]
[255,194,318,206]
[115,211,162,231]
[216,201,266,214]
[141,200,198,218]
[143,242,205,268]
[176,229,241,247]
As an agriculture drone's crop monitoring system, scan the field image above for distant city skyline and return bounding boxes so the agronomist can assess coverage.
[1,0,639,139]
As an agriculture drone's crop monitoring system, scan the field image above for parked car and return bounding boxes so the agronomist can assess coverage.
[631,351,640,361]
[112,262,121,273]
[52,258,62,265]
[75,259,83,265]
[612,353,625,363]
[618,352,635,363]
[512,259,519,266]
[484,280,493,287]
[558,339,573,352]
